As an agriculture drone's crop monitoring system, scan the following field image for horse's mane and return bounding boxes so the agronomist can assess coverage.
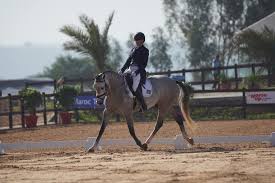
[103,70,122,80]
[102,70,125,87]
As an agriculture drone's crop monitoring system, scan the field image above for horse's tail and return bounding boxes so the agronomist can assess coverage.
[176,81,197,131]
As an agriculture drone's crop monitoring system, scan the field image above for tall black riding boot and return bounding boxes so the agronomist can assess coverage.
[135,85,147,111]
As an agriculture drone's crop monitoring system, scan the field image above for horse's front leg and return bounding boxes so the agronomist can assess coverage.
[143,108,166,146]
[125,114,147,151]
[87,109,109,153]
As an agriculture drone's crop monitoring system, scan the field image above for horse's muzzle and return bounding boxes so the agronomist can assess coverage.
[95,92,106,105]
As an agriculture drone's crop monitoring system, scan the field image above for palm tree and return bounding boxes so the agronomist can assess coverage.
[60,12,114,72]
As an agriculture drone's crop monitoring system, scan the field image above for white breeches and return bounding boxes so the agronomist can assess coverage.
[124,65,141,92]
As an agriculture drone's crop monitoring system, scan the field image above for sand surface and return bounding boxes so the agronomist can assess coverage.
[0,119,275,183]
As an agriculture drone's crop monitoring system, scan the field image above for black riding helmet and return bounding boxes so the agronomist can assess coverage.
[134,32,145,42]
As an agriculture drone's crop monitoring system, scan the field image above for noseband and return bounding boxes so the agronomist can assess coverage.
[96,92,106,99]
[95,73,107,100]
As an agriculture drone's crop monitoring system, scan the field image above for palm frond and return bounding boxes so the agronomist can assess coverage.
[100,12,114,61]
[79,14,101,48]
[87,23,100,49]
[102,11,114,41]
[60,25,90,50]
[63,41,90,56]
[60,12,116,72]
[79,14,92,33]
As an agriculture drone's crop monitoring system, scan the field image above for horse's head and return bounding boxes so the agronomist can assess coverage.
[93,73,107,105]
[93,71,124,104]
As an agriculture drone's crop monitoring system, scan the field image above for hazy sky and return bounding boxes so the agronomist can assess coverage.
[0,0,165,46]
[0,0,167,79]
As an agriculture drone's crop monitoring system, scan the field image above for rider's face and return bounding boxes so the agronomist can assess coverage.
[135,40,144,47]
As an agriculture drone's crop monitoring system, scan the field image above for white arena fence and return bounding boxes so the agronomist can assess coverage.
[1,132,275,154]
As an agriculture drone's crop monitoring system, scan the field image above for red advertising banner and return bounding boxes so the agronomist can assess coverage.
[246,91,275,104]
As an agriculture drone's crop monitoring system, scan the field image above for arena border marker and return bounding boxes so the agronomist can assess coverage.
[0,141,5,155]
[85,137,101,151]
[175,133,274,150]
[2,140,86,151]
[272,132,275,147]
[1,132,274,152]
[1,137,175,152]
[175,135,190,150]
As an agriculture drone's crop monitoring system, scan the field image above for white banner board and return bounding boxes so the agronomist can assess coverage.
[246,91,275,104]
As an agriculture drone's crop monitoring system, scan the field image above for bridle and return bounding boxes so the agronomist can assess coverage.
[95,73,107,101]
[96,92,106,99]
[94,71,125,102]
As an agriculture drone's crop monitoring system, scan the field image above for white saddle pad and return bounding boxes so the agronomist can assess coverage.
[142,79,153,97]
[126,78,153,98]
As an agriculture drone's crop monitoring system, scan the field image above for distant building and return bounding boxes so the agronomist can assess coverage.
[0,77,54,97]
[236,12,275,34]
[0,77,54,112]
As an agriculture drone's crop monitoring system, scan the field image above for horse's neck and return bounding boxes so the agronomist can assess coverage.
[105,72,125,96]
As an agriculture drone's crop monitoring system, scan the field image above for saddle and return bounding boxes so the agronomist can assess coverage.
[124,73,153,98]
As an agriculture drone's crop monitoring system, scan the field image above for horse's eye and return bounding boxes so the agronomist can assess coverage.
[101,87,104,90]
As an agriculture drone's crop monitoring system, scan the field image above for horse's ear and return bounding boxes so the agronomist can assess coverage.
[95,73,105,82]
[99,73,105,80]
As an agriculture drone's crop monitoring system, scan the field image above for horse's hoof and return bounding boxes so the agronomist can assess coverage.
[140,143,148,151]
[86,147,95,153]
[188,138,194,145]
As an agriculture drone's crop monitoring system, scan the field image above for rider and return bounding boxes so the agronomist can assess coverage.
[119,32,149,111]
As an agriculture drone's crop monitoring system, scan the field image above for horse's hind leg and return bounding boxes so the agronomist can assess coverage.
[143,107,166,147]
[173,106,194,145]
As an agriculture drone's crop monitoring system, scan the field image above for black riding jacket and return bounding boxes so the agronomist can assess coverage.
[121,45,149,74]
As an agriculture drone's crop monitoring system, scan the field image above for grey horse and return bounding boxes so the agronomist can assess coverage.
[87,71,197,152]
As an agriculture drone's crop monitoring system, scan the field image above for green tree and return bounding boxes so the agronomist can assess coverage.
[60,12,114,72]
[216,0,245,66]
[109,38,123,71]
[163,0,216,68]
[162,0,275,69]
[39,55,96,79]
[126,33,135,51]
[149,27,172,72]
